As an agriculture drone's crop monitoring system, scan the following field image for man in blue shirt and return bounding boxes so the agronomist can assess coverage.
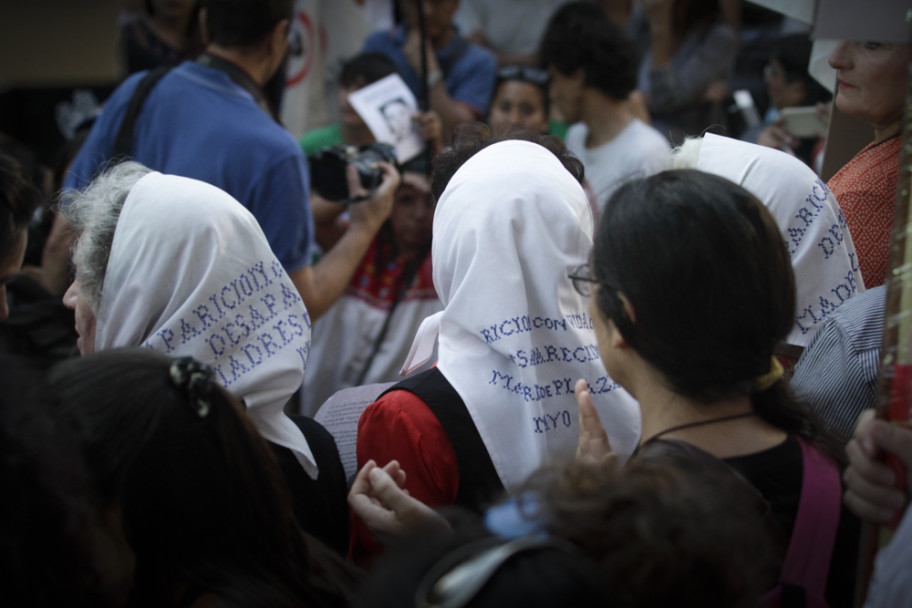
[58,0,398,320]
[363,0,496,136]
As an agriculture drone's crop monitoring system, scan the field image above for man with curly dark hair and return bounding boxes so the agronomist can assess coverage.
[539,1,670,212]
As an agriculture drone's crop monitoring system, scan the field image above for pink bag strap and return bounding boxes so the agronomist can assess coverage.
[778,437,842,596]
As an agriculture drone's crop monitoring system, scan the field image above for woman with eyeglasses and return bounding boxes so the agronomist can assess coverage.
[574,169,857,607]
[487,65,552,136]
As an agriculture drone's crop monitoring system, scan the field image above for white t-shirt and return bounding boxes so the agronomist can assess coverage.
[454,0,570,56]
[565,118,671,212]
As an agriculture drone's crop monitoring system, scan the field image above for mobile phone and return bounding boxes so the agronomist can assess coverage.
[780,106,828,138]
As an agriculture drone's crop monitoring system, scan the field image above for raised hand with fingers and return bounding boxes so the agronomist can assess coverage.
[575,379,618,468]
[348,459,450,547]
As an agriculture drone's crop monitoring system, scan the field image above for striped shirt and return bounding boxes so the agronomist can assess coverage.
[790,286,885,442]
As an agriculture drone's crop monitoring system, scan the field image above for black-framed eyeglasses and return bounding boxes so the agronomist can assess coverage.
[568,264,598,297]
[497,65,550,87]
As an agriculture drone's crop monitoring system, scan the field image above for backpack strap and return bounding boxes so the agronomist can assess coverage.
[112,66,172,160]
[779,437,842,596]
[382,368,505,512]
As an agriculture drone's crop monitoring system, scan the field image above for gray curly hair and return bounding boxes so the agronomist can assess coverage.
[60,161,153,312]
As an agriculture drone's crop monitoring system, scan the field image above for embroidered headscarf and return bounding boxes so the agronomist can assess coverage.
[95,172,318,477]
[403,140,640,491]
[688,133,865,346]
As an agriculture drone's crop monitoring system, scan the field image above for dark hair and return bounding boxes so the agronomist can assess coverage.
[770,34,831,105]
[202,0,293,48]
[493,64,551,118]
[593,171,814,426]
[539,2,638,101]
[47,348,354,608]
[339,52,398,89]
[0,355,116,607]
[430,123,584,203]
[529,448,773,608]
[0,151,41,259]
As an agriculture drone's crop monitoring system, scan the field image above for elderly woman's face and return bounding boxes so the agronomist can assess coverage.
[829,41,912,130]
[63,278,96,355]
[63,237,97,356]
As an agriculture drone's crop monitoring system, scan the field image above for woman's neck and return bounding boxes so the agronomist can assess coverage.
[635,376,787,459]
[873,113,903,144]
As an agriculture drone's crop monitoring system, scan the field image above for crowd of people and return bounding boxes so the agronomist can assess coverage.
[2,0,912,606]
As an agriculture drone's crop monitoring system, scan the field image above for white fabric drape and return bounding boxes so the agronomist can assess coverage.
[96,172,318,477]
[696,133,865,346]
[403,140,641,492]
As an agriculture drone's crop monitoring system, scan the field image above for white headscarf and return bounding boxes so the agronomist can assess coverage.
[692,133,865,346]
[95,172,318,478]
[403,140,640,492]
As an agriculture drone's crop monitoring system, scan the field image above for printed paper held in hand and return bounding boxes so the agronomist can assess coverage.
[314,382,396,480]
[347,74,424,163]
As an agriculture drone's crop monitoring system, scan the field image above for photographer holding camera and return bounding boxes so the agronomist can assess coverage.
[59,0,399,321]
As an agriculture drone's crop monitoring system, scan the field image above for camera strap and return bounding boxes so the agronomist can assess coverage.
[355,244,431,386]
[112,54,279,161]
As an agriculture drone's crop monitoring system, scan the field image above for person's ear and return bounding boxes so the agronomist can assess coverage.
[618,292,636,324]
[269,18,291,56]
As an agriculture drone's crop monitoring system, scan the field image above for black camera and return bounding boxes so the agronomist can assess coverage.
[309,142,398,202]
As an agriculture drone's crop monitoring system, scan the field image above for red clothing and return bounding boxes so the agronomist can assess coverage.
[350,390,458,566]
[827,136,901,288]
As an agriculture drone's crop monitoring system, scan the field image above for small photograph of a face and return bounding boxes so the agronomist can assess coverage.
[380,97,413,142]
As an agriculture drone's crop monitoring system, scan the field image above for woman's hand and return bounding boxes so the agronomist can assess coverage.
[348,459,450,546]
[844,410,912,523]
[575,379,618,468]
[756,119,798,154]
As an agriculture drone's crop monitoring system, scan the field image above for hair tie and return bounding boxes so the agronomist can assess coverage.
[169,357,214,418]
[754,357,784,391]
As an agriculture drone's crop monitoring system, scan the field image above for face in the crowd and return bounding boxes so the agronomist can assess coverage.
[548,67,584,125]
[390,172,434,255]
[63,277,97,355]
[0,229,27,322]
[489,80,549,135]
[828,41,912,130]
[338,79,367,129]
[764,59,805,110]
[398,0,459,46]
[63,238,98,355]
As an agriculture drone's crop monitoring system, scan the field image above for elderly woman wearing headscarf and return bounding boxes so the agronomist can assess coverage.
[350,132,641,564]
[60,161,349,554]
[673,133,865,360]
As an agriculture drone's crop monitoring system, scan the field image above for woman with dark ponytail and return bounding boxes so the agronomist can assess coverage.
[575,169,857,606]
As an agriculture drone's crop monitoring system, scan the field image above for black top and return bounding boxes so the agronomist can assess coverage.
[726,436,859,608]
[384,367,505,513]
[269,415,350,556]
